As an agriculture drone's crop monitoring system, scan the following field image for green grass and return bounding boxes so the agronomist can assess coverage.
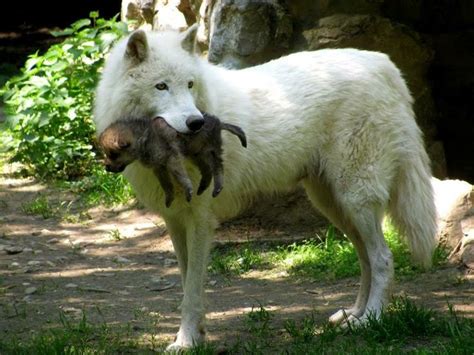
[58,165,135,207]
[278,297,474,354]
[0,312,164,354]
[1,298,472,354]
[210,223,448,281]
[21,195,55,219]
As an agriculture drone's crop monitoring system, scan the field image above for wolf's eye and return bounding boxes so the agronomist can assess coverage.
[188,81,194,89]
[155,82,168,91]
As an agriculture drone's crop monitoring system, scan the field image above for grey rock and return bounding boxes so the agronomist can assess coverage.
[208,0,293,68]
[164,258,178,267]
[5,246,23,255]
[24,286,38,295]
[113,256,132,264]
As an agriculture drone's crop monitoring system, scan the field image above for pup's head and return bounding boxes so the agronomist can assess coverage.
[99,122,137,173]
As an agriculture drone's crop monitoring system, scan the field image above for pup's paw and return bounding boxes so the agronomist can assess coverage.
[212,186,222,197]
[185,188,193,202]
[165,195,174,208]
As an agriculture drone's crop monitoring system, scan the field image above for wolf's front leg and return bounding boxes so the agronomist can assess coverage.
[165,212,216,351]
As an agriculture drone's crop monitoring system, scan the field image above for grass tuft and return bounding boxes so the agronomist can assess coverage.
[210,223,449,281]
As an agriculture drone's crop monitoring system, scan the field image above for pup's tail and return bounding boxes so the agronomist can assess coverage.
[221,123,247,148]
[388,138,438,269]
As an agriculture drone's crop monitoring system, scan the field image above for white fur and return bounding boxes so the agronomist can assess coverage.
[94,27,437,350]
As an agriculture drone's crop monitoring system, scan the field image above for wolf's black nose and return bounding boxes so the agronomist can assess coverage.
[186,115,205,132]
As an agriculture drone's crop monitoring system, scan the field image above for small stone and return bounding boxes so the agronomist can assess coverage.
[25,287,38,295]
[113,256,132,264]
[148,280,176,292]
[23,247,33,253]
[61,307,83,318]
[23,295,33,303]
[96,272,116,277]
[33,250,43,254]
[65,283,78,289]
[10,262,20,268]
[209,280,217,286]
[5,246,23,255]
[164,258,178,267]
[47,238,60,244]
[27,261,42,266]
[32,231,42,236]
[46,261,57,267]
[117,290,130,295]
[81,286,110,293]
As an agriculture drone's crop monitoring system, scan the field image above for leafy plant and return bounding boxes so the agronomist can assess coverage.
[1,12,128,179]
[21,195,55,219]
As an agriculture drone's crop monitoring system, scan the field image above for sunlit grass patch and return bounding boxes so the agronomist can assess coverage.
[210,223,449,281]
[0,312,165,354]
[21,195,55,219]
[282,297,474,354]
[58,164,135,207]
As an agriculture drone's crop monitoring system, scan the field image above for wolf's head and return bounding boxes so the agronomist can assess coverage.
[94,25,205,134]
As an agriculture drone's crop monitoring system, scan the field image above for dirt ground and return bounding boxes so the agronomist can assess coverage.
[0,163,473,349]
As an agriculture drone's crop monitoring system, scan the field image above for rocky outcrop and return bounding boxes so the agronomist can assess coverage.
[206,0,293,68]
[432,178,474,267]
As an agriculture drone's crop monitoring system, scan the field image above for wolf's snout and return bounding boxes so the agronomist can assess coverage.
[186,115,205,132]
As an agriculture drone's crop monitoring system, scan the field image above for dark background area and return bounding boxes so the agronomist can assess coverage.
[0,0,473,182]
[2,1,119,30]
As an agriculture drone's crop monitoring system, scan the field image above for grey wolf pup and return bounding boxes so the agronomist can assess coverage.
[99,114,247,207]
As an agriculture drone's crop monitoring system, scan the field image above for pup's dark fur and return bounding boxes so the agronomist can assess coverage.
[99,114,246,207]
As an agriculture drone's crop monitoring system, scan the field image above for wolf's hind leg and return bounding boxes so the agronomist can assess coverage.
[302,175,371,323]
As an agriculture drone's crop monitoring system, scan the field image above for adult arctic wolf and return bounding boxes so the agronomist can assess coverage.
[94,25,437,350]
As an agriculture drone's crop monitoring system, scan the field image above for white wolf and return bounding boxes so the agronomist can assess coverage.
[94,25,437,350]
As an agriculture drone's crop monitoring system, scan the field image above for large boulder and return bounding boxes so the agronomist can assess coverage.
[432,178,474,267]
[206,0,293,68]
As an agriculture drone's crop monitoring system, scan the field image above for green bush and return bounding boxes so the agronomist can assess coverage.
[1,12,128,179]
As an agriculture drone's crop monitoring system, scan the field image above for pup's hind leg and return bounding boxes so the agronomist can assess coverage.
[167,155,193,202]
[153,166,175,208]
[191,156,213,196]
[302,176,371,322]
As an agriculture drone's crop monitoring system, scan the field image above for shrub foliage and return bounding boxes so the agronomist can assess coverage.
[1,13,128,179]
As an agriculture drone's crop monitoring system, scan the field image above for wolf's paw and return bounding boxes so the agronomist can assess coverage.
[328,307,364,325]
[166,326,205,353]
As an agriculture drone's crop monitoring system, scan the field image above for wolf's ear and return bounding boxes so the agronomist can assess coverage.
[126,30,148,63]
[181,24,198,53]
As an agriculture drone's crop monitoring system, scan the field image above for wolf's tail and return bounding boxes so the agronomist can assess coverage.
[388,138,438,269]
[222,123,247,148]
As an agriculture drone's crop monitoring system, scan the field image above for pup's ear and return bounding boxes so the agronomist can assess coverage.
[181,24,198,53]
[126,30,148,63]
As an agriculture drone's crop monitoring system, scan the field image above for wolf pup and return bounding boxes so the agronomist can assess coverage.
[99,114,246,207]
